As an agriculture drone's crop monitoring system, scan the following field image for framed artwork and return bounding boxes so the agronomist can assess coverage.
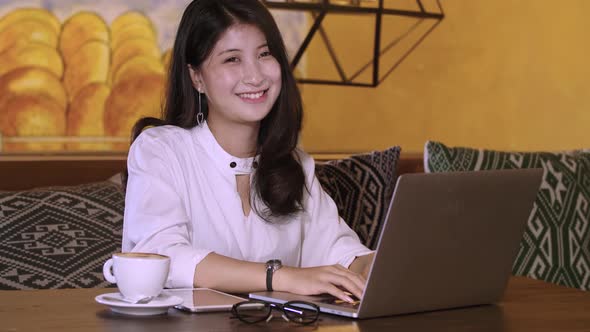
[0,0,305,154]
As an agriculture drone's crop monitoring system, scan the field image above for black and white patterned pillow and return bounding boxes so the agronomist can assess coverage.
[0,181,124,290]
[315,147,401,249]
[425,140,590,290]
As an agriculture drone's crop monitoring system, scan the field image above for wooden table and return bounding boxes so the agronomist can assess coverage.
[1,277,589,332]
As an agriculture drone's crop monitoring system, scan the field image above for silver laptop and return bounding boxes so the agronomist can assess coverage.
[250,169,543,319]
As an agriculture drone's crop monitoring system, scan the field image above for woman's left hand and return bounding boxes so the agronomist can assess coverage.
[349,253,375,279]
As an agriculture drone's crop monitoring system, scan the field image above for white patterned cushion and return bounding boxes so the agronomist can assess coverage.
[0,181,124,290]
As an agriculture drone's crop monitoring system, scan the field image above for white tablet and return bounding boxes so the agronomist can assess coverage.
[163,288,247,312]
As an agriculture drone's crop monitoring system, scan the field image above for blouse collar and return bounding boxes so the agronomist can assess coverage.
[193,121,259,175]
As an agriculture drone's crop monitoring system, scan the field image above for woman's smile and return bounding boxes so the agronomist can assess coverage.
[237,89,268,103]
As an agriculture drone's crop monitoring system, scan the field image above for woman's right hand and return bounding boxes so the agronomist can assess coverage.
[273,265,366,303]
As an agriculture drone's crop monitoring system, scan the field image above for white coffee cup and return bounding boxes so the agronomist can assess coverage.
[103,252,170,302]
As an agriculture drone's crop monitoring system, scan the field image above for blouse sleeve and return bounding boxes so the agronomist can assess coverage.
[122,130,213,288]
[299,152,374,268]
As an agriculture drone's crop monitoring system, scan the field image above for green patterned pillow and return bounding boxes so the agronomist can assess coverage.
[425,141,590,290]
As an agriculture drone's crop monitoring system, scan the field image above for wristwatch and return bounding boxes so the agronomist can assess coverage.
[265,259,282,291]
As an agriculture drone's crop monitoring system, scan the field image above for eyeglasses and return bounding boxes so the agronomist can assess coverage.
[231,300,320,325]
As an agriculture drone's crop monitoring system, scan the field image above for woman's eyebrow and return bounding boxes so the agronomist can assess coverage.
[217,48,240,56]
[216,43,268,56]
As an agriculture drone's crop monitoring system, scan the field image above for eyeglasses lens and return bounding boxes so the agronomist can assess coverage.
[283,301,319,324]
[234,302,272,323]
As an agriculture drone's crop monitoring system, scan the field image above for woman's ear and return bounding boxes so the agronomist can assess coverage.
[187,64,204,93]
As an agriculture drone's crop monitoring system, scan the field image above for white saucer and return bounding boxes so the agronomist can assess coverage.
[95,292,184,316]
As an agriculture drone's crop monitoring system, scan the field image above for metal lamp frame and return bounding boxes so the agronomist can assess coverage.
[263,0,444,87]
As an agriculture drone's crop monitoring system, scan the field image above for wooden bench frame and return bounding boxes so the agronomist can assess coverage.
[0,153,424,190]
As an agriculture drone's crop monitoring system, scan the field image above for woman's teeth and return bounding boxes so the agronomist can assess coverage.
[239,91,264,99]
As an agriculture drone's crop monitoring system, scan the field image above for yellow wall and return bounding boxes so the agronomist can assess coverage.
[299,0,590,154]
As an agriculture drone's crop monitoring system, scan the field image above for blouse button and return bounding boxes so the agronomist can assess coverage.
[229,161,237,168]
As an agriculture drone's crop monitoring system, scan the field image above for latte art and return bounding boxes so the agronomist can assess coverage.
[114,252,168,259]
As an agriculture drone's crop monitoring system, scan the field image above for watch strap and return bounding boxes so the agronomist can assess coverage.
[266,265,273,292]
[265,259,281,292]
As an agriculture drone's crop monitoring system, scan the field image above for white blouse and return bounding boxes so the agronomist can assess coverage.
[122,122,372,288]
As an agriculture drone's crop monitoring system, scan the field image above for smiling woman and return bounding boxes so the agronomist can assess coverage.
[122,0,374,306]
[187,23,282,149]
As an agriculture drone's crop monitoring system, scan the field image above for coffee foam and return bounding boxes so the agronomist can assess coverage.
[114,252,168,259]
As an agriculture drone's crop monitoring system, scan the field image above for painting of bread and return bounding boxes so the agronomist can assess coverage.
[0,2,300,153]
[0,19,58,53]
[66,83,111,151]
[111,23,157,53]
[0,67,67,111]
[63,40,110,101]
[104,73,165,150]
[110,38,161,84]
[59,12,109,63]
[0,8,60,36]
[111,11,154,37]
[162,48,172,73]
[111,55,164,86]
[0,43,63,79]
[0,95,66,152]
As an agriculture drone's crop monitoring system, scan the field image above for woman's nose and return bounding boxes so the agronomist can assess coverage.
[242,62,264,86]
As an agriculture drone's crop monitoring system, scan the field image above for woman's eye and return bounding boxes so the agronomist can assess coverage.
[260,51,271,58]
[224,56,239,63]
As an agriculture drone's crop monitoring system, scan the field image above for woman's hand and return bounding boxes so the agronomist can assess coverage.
[273,264,366,303]
[349,253,375,279]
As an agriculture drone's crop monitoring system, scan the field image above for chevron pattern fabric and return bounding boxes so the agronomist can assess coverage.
[0,182,124,290]
[316,147,401,250]
[425,141,590,290]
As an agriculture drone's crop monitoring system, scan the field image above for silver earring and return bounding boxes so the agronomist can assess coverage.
[197,90,204,126]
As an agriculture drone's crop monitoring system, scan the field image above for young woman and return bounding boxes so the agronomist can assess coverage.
[122,0,374,303]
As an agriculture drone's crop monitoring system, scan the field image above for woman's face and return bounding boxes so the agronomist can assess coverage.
[189,24,282,128]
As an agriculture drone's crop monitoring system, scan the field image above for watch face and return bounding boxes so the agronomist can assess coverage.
[267,259,282,270]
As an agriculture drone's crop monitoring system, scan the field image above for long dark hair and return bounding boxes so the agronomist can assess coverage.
[124,0,305,221]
